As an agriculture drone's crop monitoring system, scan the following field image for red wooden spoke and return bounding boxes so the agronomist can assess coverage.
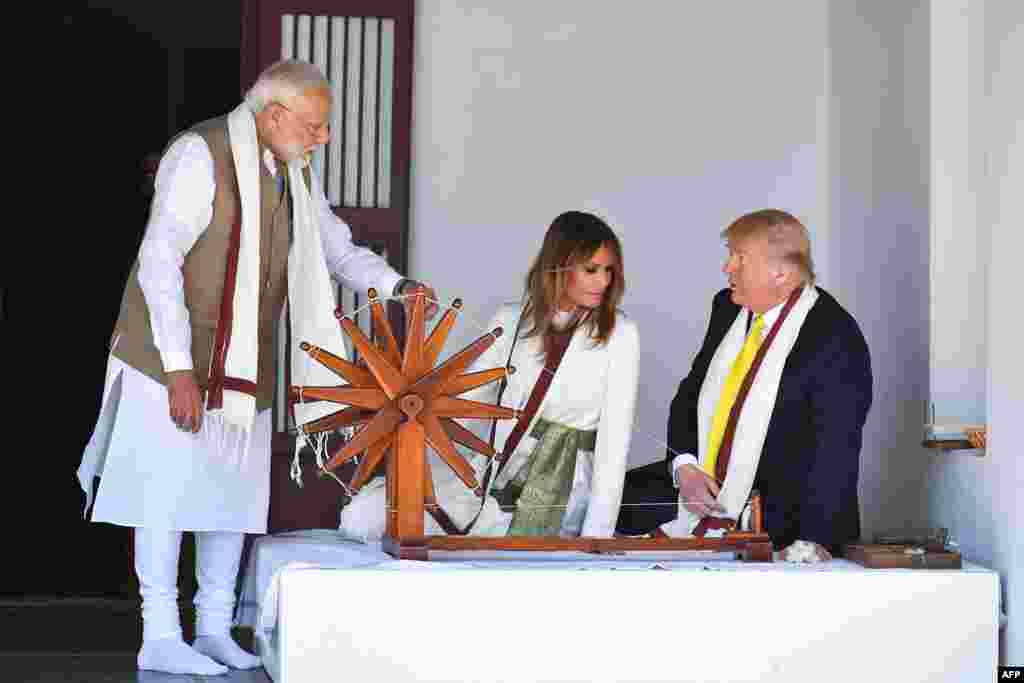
[402,290,426,380]
[440,417,497,458]
[430,396,518,421]
[440,367,510,397]
[324,405,402,471]
[349,435,393,492]
[289,386,388,410]
[420,413,481,495]
[423,458,438,505]
[299,342,375,386]
[298,406,374,434]
[413,327,503,397]
[422,299,461,369]
[339,317,408,399]
[367,288,403,369]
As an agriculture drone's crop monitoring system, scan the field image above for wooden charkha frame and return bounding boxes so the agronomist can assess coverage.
[291,289,774,561]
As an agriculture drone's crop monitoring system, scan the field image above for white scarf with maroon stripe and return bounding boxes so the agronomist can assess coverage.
[220,103,345,433]
[664,285,818,537]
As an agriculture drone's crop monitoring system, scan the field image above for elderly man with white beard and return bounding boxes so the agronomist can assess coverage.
[78,59,435,676]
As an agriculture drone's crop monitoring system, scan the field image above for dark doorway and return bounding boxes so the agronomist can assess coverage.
[13,2,242,601]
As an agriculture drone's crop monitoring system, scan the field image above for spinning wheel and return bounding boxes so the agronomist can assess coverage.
[292,288,775,561]
[290,288,518,558]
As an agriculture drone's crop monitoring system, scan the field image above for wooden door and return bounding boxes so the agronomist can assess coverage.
[241,0,415,531]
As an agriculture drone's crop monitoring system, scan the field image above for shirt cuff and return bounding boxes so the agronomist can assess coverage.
[160,351,194,374]
[382,272,406,298]
[391,277,410,296]
[671,452,699,488]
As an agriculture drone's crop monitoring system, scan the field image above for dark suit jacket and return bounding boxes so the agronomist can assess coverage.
[667,287,872,554]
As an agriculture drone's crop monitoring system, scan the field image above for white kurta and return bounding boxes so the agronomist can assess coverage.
[339,304,640,539]
[83,356,273,531]
[77,133,403,532]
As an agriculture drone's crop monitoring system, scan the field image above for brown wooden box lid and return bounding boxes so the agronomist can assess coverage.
[844,543,962,569]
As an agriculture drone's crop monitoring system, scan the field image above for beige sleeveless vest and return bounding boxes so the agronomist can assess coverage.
[111,115,308,411]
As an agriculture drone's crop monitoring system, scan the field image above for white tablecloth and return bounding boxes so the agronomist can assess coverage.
[238,530,393,627]
[238,531,999,683]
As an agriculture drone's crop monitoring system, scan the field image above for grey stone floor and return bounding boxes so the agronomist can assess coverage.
[2,598,271,683]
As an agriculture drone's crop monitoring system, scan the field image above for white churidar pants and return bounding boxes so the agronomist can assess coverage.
[135,528,246,641]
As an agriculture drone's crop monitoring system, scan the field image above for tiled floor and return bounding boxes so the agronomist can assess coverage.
[2,598,271,683]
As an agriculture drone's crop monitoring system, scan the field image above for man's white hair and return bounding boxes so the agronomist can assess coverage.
[245,59,330,113]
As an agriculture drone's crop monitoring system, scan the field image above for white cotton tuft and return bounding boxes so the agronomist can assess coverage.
[783,539,822,563]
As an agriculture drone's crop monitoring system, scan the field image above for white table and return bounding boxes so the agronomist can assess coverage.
[238,530,393,627]
[240,532,999,683]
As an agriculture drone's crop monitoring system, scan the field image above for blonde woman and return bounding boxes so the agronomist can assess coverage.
[340,211,639,539]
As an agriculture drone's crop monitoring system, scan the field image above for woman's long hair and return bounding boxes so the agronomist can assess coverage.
[521,211,625,359]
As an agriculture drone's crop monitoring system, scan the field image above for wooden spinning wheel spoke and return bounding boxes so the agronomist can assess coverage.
[440,417,497,458]
[430,396,518,421]
[324,406,402,471]
[338,316,408,399]
[366,289,403,369]
[420,413,482,494]
[349,436,393,493]
[402,286,427,380]
[288,386,388,410]
[299,341,376,387]
[422,460,463,535]
[422,459,438,506]
[423,299,461,368]
[440,367,513,397]
[298,406,374,434]
[417,328,504,397]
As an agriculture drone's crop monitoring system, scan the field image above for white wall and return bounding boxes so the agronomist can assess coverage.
[924,0,1023,664]
[826,1,932,542]
[410,0,829,466]
[929,0,989,429]
[406,0,1020,663]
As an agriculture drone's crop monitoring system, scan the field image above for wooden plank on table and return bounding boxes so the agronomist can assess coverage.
[845,544,962,569]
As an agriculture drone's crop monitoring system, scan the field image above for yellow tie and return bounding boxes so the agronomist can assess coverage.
[704,314,765,479]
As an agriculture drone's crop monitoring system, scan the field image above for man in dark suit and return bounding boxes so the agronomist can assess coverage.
[616,209,872,560]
